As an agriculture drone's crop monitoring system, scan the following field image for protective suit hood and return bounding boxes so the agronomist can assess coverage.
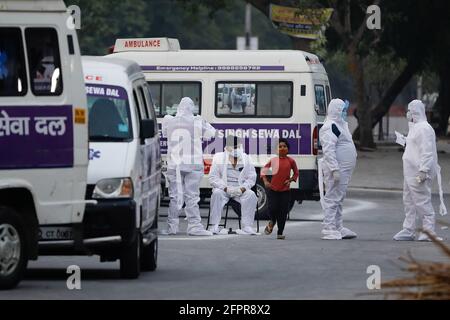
[327,99,346,123]
[176,97,195,117]
[408,100,427,123]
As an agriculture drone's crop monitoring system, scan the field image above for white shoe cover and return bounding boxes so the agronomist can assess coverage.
[339,227,357,239]
[418,232,443,242]
[236,226,258,235]
[393,229,415,241]
[210,224,221,235]
[188,229,213,236]
[187,224,213,236]
[321,229,342,240]
[160,225,178,235]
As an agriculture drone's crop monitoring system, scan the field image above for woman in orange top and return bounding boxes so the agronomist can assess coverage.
[260,138,299,239]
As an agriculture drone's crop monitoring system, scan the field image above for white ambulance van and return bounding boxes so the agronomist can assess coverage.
[0,0,88,289]
[109,38,332,219]
[81,56,161,278]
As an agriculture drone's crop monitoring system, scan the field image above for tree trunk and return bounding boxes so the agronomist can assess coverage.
[353,59,421,139]
[291,37,312,51]
[437,64,450,136]
[348,49,375,149]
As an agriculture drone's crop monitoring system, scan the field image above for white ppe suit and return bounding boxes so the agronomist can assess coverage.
[208,150,258,234]
[394,100,447,241]
[162,97,216,236]
[318,99,358,240]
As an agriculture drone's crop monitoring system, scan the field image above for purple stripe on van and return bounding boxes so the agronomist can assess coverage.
[157,123,312,155]
[0,105,74,169]
[85,84,128,100]
[141,65,285,72]
[210,123,311,155]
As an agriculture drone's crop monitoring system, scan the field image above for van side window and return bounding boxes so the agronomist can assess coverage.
[138,85,150,119]
[147,81,201,117]
[0,28,27,96]
[215,82,292,118]
[133,89,143,123]
[147,83,160,115]
[325,85,331,107]
[25,28,63,96]
[142,82,156,121]
[314,85,326,115]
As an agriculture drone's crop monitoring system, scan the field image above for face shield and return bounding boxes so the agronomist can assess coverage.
[341,100,350,122]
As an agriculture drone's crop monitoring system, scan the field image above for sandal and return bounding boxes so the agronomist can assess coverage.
[264,221,274,235]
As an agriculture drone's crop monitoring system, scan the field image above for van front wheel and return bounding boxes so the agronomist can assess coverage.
[141,238,157,272]
[255,180,270,220]
[120,231,140,279]
[0,206,28,290]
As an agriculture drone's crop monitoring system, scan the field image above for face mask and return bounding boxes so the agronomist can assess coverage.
[230,148,242,158]
[341,100,350,122]
[406,110,413,122]
[278,149,288,157]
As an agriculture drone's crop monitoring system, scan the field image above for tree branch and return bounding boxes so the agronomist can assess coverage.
[371,58,421,125]
[344,0,351,35]
[353,0,380,46]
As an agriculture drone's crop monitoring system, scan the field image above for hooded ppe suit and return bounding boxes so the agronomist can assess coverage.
[318,99,358,240]
[162,97,216,236]
[208,147,258,235]
[394,100,447,241]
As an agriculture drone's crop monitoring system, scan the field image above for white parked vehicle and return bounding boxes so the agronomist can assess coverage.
[110,38,332,219]
[0,0,88,289]
[82,56,161,278]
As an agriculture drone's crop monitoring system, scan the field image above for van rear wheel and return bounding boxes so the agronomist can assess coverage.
[255,180,270,220]
[120,231,140,279]
[0,206,28,290]
[141,238,157,271]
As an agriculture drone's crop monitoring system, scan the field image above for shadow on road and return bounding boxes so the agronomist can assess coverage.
[25,268,121,281]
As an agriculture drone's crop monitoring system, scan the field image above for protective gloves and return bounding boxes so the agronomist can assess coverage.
[226,186,242,198]
[332,170,340,183]
[416,171,428,184]
[232,187,243,197]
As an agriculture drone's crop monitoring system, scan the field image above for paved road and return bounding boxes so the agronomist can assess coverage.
[1,190,449,300]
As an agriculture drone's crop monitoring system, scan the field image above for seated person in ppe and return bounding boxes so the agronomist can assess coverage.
[208,135,258,235]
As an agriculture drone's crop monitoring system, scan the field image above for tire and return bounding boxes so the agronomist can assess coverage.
[0,206,28,290]
[287,198,296,220]
[254,179,270,220]
[141,238,157,272]
[141,204,158,272]
[119,231,140,279]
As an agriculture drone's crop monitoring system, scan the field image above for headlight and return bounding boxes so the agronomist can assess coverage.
[92,178,133,199]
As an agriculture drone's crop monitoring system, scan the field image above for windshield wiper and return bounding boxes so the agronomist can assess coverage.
[89,135,129,142]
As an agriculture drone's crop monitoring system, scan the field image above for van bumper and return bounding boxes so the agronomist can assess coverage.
[82,199,137,245]
[38,199,137,256]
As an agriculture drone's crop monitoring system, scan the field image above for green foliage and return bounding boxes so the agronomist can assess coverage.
[68,0,291,55]
[69,0,149,55]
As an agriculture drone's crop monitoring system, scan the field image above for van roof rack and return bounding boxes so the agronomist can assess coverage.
[113,38,180,53]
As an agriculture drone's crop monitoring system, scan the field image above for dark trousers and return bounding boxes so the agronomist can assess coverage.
[268,190,291,235]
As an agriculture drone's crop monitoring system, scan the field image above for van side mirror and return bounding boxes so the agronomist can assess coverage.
[140,119,155,140]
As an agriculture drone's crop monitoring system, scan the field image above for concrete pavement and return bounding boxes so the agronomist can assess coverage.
[1,190,449,300]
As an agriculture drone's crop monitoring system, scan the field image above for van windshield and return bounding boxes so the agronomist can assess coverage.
[86,84,132,142]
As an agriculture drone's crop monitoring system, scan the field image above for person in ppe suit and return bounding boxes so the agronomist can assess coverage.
[162,97,216,236]
[318,99,358,240]
[393,100,447,241]
[208,135,258,235]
